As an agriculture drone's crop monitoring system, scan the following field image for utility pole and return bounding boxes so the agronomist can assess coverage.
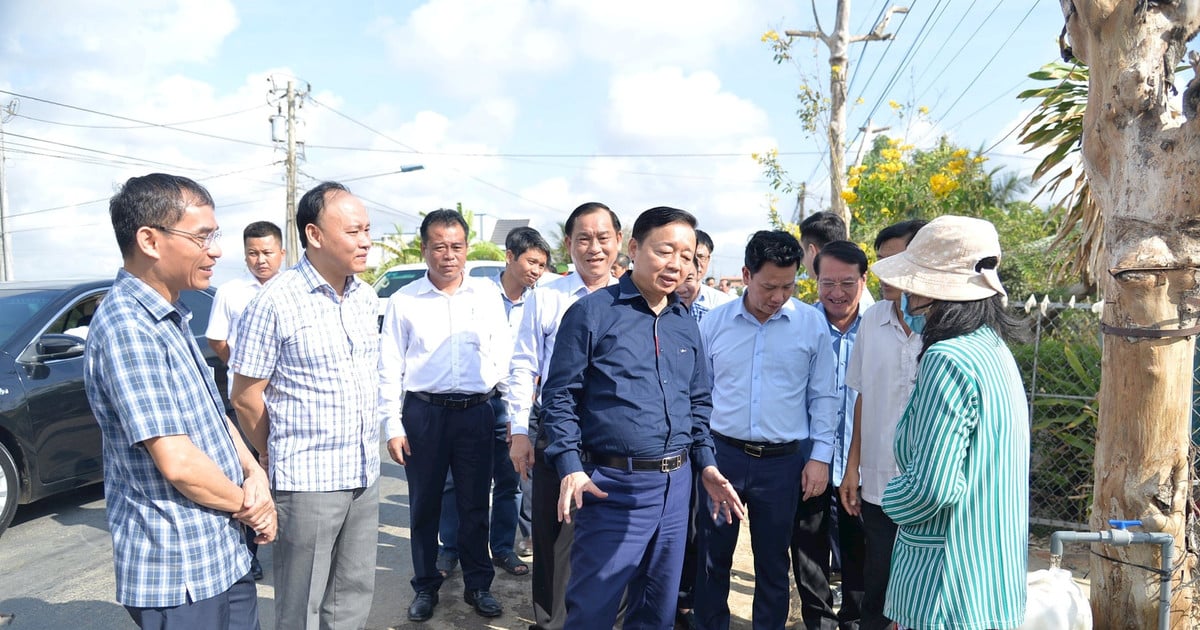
[786,1,907,229]
[268,78,310,267]
[0,100,17,282]
[853,120,891,168]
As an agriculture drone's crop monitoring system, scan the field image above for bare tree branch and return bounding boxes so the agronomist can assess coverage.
[849,6,910,43]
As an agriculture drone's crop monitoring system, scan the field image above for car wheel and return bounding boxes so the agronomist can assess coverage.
[0,443,18,538]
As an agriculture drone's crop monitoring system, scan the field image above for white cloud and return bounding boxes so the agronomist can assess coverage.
[374,0,571,96]
[607,67,769,146]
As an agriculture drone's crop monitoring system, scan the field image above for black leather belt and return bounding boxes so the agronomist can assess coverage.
[714,432,801,458]
[409,389,495,410]
[583,449,688,473]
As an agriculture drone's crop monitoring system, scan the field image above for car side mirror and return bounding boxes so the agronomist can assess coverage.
[36,333,86,361]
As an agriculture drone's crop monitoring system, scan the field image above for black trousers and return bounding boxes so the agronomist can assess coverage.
[403,395,496,593]
[859,501,898,630]
[790,485,866,630]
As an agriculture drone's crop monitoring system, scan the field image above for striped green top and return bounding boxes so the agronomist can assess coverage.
[882,326,1029,629]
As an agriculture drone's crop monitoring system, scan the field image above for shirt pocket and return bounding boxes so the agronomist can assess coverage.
[289,321,350,370]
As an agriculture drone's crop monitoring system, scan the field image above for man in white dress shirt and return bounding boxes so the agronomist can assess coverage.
[379,209,514,623]
[504,202,623,630]
[839,219,927,630]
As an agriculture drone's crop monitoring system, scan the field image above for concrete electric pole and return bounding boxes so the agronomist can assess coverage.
[268,78,309,267]
[0,99,17,282]
[786,1,907,229]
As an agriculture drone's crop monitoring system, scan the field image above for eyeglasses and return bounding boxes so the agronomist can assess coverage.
[151,225,221,250]
[817,279,861,291]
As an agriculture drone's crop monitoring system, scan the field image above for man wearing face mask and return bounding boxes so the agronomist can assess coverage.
[838,220,927,630]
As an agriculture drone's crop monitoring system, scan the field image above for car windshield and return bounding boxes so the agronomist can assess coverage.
[374,268,427,299]
[0,289,61,348]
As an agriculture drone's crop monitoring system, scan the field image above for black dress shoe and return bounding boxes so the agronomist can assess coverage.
[464,589,503,617]
[407,591,438,622]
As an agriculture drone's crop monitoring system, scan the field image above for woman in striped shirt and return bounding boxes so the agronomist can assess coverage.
[869,215,1030,629]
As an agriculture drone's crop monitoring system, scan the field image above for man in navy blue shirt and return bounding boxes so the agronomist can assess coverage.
[541,206,745,629]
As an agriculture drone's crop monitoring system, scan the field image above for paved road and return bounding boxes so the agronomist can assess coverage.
[0,443,767,629]
[0,446,536,630]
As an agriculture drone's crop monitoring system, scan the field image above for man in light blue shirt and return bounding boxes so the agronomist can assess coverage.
[694,230,839,630]
[791,240,870,628]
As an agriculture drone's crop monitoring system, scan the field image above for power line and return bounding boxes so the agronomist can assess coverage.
[11,163,281,219]
[909,0,985,102]
[0,89,275,148]
[850,0,949,149]
[845,1,915,132]
[308,97,559,212]
[5,132,204,172]
[846,1,891,99]
[934,0,1039,124]
[12,104,265,130]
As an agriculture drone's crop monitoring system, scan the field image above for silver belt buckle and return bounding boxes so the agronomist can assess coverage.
[744,443,764,458]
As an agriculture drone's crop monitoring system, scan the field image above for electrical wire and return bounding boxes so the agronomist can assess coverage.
[0,89,275,148]
[12,104,266,130]
[932,0,1040,125]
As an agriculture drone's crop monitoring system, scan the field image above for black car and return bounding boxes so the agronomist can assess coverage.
[0,279,228,537]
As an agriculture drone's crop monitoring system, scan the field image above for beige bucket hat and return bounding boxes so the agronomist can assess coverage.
[870,215,1006,301]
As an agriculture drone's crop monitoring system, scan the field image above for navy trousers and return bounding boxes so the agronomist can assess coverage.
[125,570,258,630]
[565,461,691,630]
[402,395,495,594]
[695,440,806,630]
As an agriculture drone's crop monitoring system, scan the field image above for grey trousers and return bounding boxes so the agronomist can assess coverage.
[273,481,379,630]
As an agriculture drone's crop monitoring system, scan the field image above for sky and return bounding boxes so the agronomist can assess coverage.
[0,0,1066,284]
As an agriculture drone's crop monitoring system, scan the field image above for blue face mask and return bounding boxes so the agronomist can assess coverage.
[900,293,926,334]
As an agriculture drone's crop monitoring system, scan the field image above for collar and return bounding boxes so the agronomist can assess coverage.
[735,294,794,323]
[117,268,189,324]
[816,301,862,336]
[413,271,476,296]
[615,273,684,314]
[297,254,364,297]
[493,271,532,304]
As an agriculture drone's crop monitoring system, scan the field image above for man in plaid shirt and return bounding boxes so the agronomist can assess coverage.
[84,173,276,629]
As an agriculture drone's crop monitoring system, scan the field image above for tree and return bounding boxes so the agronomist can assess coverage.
[1060,2,1200,625]
[765,2,907,227]
[787,134,1060,298]
[1016,61,1098,291]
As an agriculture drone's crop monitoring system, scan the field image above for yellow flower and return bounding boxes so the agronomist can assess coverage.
[880,148,901,161]
[930,173,959,197]
[918,105,930,116]
[849,164,867,176]
[880,206,891,216]
[899,144,915,152]
[946,159,964,175]
[751,152,760,161]
[847,176,860,188]
[952,148,970,159]
[840,189,859,204]
[888,100,901,110]
[832,64,843,74]
[855,97,865,105]
[973,156,988,164]
[761,29,780,42]
[888,137,901,147]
